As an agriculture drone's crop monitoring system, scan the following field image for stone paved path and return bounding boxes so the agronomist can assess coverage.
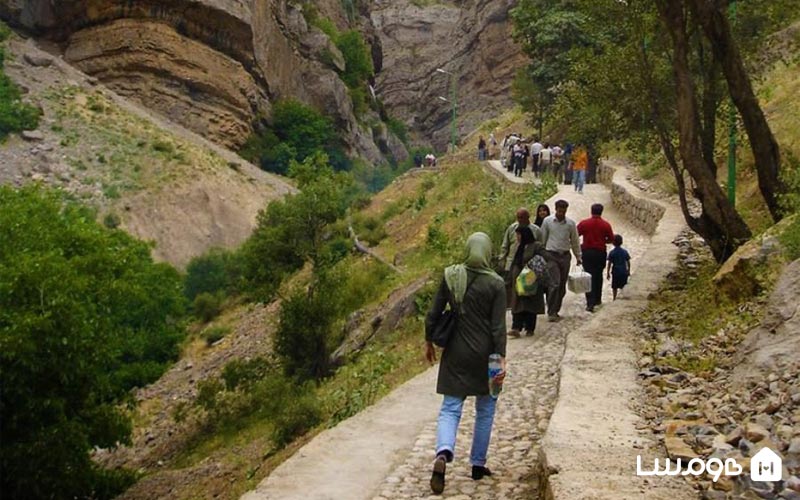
[243,163,662,500]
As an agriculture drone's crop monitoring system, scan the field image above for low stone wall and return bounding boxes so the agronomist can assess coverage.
[598,161,665,235]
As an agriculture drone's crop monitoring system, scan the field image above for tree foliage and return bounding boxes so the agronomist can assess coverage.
[240,99,349,175]
[1,23,41,141]
[511,0,798,261]
[239,153,355,299]
[0,187,185,499]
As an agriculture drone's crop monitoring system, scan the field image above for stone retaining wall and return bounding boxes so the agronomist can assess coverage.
[597,162,665,235]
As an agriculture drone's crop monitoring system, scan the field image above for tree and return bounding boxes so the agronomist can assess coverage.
[655,0,752,260]
[689,0,786,221]
[239,153,354,299]
[0,187,185,499]
[510,0,593,138]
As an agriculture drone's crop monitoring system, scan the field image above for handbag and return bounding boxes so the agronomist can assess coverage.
[429,274,476,348]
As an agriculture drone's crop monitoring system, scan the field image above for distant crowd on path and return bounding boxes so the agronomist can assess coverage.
[423,197,631,495]
[477,132,595,193]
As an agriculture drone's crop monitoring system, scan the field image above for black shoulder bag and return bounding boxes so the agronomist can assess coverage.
[430,274,476,348]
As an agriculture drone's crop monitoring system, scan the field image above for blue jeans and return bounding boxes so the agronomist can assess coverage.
[435,394,497,466]
[574,169,586,192]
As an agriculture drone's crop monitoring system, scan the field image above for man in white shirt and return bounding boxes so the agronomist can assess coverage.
[541,199,582,321]
[530,139,543,178]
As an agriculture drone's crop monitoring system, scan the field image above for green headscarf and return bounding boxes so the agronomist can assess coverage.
[444,232,502,304]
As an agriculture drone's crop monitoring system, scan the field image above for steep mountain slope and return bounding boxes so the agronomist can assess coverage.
[0,33,294,267]
[1,0,524,156]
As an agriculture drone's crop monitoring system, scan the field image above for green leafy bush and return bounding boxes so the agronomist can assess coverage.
[193,292,224,323]
[184,249,237,301]
[0,24,41,140]
[240,154,353,299]
[275,287,338,381]
[0,186,185,499]
[239,100,349,175]
[336,30,374,88]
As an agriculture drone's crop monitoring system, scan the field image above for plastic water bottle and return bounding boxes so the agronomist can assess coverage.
[488,353,503,399]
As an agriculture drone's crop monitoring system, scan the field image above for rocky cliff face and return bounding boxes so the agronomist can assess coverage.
[2,0,524,157]
[371,0,526,151]
[0,0,386,163]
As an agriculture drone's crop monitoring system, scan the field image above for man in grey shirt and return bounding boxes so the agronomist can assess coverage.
[541,199,582,321]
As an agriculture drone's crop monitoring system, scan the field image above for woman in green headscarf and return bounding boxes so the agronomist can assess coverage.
[424,232,507,494]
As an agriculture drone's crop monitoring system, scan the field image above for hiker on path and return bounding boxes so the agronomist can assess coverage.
[540,143,553,177]
[606,234,631,300]
[478,136,487,161]
[506,225,546,338]
[572,145,588,193]
[498,208,531,277]
[541,199,582,322]
[489,132,497,158]
[577,203,615,313]
[530,138,543,178]
[425,232,507,495]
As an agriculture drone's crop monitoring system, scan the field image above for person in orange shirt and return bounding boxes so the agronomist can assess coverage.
[572,145,588,194]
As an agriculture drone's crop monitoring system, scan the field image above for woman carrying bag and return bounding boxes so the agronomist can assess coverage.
[424,232,507,495]
[507,225,546,337]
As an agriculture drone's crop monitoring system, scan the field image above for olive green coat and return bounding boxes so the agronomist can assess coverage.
[425,270,507,397]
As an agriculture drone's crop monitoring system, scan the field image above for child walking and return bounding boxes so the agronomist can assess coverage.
[606,234,630,300]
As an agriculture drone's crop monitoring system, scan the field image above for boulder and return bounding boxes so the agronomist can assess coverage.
[713,235,782,302]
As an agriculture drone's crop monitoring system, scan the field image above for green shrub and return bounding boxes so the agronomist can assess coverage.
[0,186,185,499]
[200,325,231,346]
[779,215,800,260]
[184,249,237,300]
[335,30,374,89]
[221,357,272,390]
[352,214,387,246]
[193,292,224,323]
[386,117,408,145]
[0,25,41,141]
[275,287,338,381]
[193,366,321,449]
[239,100,349,175]
[103,212,121,229]
[270,382,322,447]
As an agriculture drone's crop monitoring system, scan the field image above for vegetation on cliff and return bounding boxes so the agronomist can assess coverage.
[0,22,40,140]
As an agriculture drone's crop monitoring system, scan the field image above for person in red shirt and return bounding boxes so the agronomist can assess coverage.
[577,204,615,312]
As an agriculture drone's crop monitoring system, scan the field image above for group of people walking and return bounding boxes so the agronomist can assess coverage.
[423,199,631,495]
[479,134,591,193]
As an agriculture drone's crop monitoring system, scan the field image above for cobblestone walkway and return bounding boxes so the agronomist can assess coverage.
[370,169,653,499]
[243,167,655,500]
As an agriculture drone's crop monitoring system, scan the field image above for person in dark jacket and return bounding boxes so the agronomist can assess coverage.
[507,225,546,337]
[425,232,507,494]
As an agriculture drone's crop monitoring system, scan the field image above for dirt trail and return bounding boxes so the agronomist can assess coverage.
[242,160,694,499]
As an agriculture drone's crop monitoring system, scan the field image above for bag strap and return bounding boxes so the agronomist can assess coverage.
[444,271,478,315]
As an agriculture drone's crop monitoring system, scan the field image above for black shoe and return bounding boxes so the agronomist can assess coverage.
[472,465,493,480]
[431,456,447,494]
[586,306,594,313]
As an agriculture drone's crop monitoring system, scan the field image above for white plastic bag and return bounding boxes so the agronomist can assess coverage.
[567,266,592,294]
